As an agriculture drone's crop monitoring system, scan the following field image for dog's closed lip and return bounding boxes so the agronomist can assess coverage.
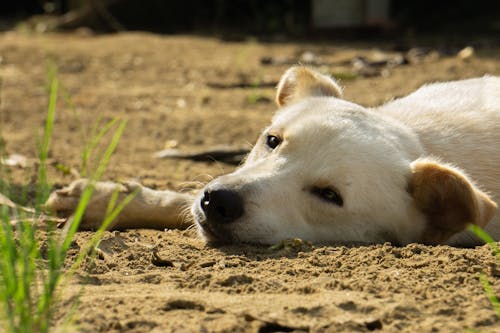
[197,220,234,244]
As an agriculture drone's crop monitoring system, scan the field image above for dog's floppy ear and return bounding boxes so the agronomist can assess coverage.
[408,159,497,244]
[276,66,343,107]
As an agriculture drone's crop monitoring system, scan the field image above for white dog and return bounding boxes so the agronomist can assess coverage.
[46,66,499,246]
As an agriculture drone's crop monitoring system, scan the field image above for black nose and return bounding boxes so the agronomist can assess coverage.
[200,189,244,224]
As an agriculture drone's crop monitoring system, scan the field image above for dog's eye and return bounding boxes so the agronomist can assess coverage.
[312,187,343,206]
[266,135,282,149]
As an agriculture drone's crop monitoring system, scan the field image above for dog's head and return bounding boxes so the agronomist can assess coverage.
[192,66,497,245]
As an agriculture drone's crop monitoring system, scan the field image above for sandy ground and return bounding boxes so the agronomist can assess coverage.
[1,31,500,332]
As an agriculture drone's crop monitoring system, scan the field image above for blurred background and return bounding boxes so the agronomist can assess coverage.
[1,0,499,39]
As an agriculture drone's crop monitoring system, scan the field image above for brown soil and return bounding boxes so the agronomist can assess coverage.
[1,31,500,332]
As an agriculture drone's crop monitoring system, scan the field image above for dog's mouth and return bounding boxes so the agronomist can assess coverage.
[198,221,236,244]
[193,208,235,244]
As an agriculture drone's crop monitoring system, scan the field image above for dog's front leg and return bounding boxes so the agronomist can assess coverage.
[44,179,194,230]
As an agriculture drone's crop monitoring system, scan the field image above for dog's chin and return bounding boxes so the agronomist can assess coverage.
[192,204,274,245]
[194,217,234,245]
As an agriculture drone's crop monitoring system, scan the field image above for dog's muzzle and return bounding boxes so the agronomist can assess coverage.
[195,188,245,242]
[200,189,244,225]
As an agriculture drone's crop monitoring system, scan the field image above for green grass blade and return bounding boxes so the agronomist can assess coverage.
[17,219,38,331]
[36,74,58,209]
[467,224,499,257]
[0,208,18,332]
[468,224,500,320]
[80,117,117,177]
[479,273,500,319]
[71,188,138,272]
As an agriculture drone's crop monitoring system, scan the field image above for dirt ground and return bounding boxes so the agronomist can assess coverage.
[1,31,500,332]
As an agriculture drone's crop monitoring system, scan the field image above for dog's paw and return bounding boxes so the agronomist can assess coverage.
[45,179,91,217]
[120,180,142,194]
[44,179,133,229]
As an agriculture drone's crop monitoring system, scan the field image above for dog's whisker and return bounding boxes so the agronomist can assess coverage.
[178,180,206,189]
[191,174,215,183]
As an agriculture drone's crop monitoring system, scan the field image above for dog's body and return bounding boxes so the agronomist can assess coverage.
[46,67,499,246]
[375,75,500,245]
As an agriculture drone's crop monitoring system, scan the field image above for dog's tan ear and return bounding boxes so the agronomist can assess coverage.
[408,159,497,244]
[276,66,342,107]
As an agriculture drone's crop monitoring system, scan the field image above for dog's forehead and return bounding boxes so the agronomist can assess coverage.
[272,97,366,129]
[268,96,420,165]
[270,97,377,142]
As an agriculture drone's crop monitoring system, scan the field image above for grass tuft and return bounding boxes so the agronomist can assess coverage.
[478,273,500,319]
[467,224,500,320]
[0,67,132,332]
